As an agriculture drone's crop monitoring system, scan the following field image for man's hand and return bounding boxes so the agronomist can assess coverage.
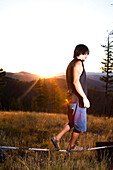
[83,97,90,108]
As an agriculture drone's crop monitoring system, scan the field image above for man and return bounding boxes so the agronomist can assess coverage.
[51,44,90,151]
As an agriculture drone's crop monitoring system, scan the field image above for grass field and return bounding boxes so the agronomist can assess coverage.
[0,111,113,169]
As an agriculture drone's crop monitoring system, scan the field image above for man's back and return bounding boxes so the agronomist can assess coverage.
[66,58,87,107]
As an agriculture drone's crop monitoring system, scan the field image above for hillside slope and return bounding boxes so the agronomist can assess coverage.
[6,71,105,90]
[6,71,39,82]
[1,72,112,116]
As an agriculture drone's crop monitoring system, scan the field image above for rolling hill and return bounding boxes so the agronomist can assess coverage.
[1,71,113,116]
[7,71,113,93]
[6,71,39,82]
[6,71,105,89]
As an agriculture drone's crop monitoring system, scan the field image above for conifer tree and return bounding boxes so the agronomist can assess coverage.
[0,68,6,110]
[0,68,6,87]
[100,31,113,116]
[32,78,62,113]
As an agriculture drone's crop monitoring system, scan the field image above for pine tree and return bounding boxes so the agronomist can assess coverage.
[100,31,113,116]
[32,78,62,113]
[0,68,6,87]
[0,68,6,110]
[49,79,62,113]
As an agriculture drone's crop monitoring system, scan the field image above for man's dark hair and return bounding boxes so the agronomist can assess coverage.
[73,44,89,58]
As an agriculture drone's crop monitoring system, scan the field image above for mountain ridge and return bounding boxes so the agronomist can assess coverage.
[6,71,106,90]
[6,71,39,82]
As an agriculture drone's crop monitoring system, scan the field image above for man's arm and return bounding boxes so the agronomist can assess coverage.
[73,61,90,108]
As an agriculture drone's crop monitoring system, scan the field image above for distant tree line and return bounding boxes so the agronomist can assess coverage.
[0,67,113,117]
[0,74,112,117]
[31,78,62,113]
[0,77,67,113]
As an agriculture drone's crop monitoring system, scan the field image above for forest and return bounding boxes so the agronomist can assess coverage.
[0,73,113,117]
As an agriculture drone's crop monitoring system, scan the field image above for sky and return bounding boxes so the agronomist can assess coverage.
[0,0,113,78]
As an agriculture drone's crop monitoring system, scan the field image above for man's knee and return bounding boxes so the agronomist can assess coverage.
[73,128,81,133]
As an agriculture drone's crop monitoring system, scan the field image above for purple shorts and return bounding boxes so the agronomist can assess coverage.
[68,103,87,132]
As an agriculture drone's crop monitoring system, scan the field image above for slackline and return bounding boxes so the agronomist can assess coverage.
[0,145,113,152]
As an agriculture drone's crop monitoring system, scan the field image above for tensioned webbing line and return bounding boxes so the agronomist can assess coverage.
[0,145,113,152]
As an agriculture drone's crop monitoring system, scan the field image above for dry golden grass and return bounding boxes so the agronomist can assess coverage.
[0,111,113,169]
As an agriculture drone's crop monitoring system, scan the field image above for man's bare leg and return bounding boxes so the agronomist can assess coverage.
[68,131,83,150]
[51,124,70,150]
[69,131,80,147]
[55,124,70,141]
